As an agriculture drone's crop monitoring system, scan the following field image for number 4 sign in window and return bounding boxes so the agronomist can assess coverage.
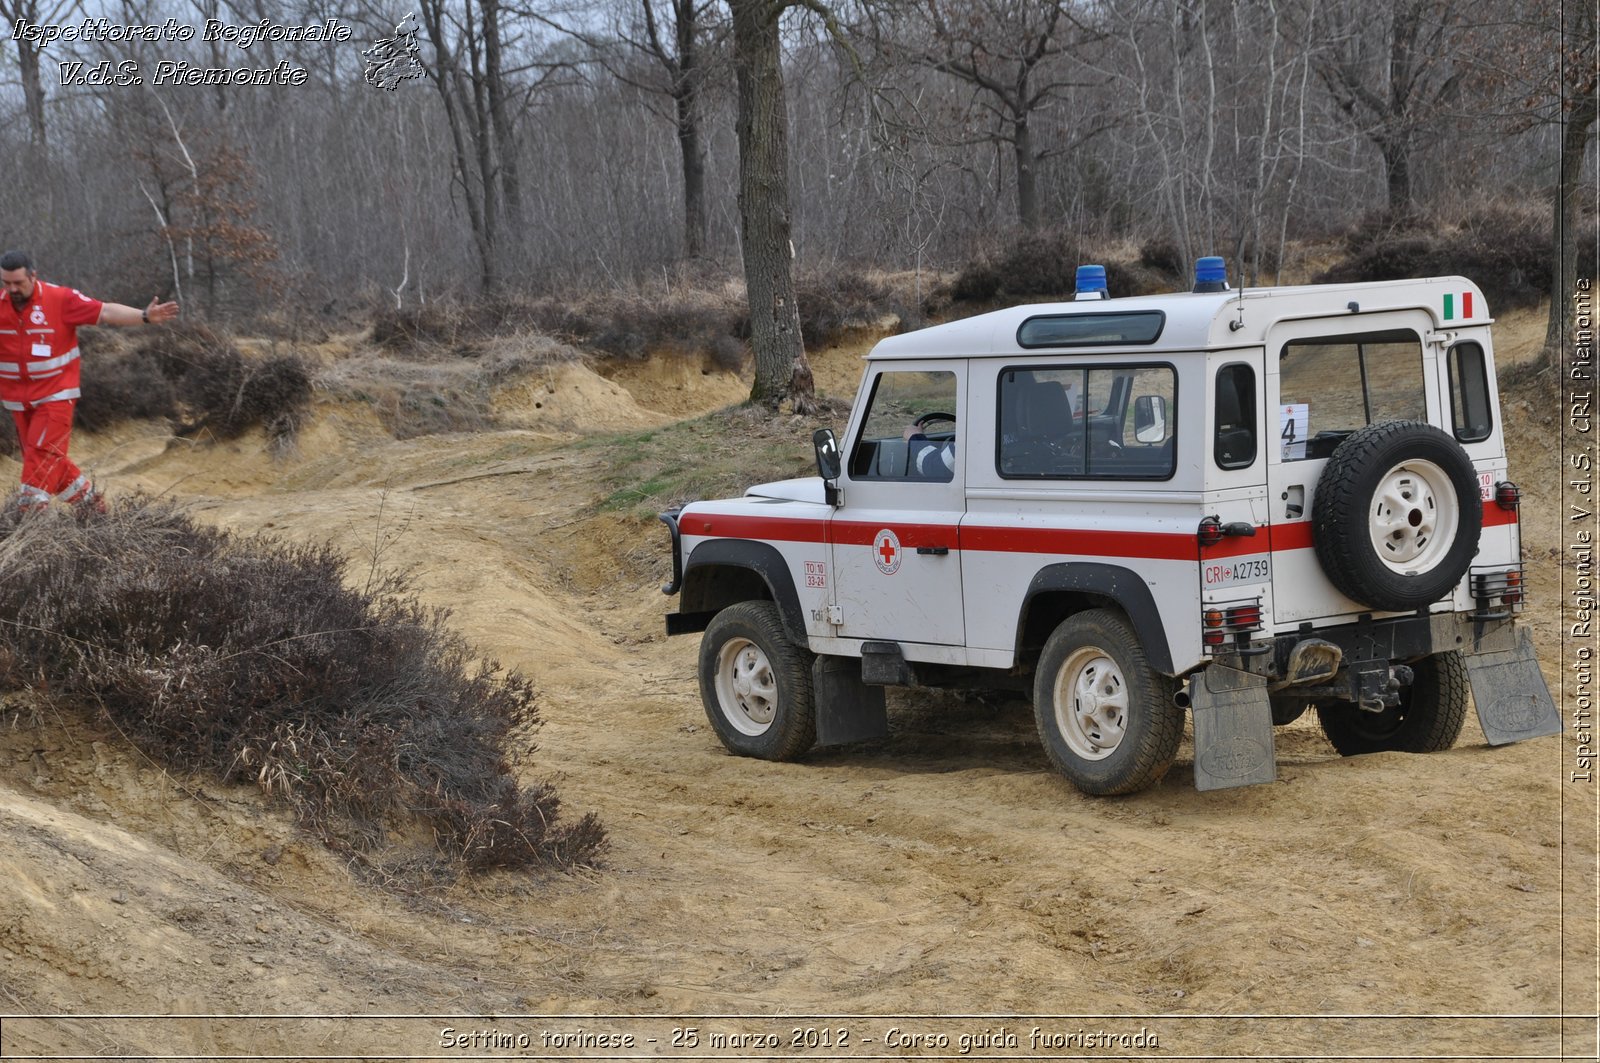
[1279,403,1309,460]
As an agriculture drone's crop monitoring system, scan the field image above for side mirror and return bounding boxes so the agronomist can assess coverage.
[1133,395,1168,444]
[813,427,842,506]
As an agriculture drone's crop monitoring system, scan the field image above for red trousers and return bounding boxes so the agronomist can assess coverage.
[11,400,90,503]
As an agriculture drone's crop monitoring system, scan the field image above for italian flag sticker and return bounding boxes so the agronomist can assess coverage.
[1443,291,1474,320]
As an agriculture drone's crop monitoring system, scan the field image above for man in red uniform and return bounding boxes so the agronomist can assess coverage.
[0,251,179,512]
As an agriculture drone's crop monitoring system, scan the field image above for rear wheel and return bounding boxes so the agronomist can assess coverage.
[1033,609,1182,795]
[1316,652,1469,755]
[698,601,816,760]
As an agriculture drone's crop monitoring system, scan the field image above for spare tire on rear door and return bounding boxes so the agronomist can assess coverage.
[1311,420,1481,611]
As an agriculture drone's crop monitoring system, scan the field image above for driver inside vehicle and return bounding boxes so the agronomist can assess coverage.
[902,413,956,480]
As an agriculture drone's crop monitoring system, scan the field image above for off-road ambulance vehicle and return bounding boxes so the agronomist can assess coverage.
[660,259,1561,794]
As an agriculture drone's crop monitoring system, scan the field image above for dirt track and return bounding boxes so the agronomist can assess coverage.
[0,310,1594,1060]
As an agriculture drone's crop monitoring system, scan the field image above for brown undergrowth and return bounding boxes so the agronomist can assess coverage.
[0,497,604,876]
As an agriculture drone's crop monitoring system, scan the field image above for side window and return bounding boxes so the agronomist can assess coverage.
[1448,342,1493,443]
[1214,363,1257,469]
[997,364,1175,479]
[1279,330,1424,460]
[847,370,958,482]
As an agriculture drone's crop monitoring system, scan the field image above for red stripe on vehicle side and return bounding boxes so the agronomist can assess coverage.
[1483,502,1518,528]
[692,500,1518,558]
[690,514,828,544]
[960,524,1197,560]
[1270,499,1517,553]
[830,520,959,549]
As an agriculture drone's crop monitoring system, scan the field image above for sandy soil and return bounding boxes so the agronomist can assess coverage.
[0,313,1593,1061]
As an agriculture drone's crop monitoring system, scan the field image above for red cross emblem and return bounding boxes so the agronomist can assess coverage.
[872,529,902,575]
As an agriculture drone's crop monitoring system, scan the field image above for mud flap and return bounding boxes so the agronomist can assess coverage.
[813,655,888,748]
[1190,664,1277,791]
[1466,627,1563,746]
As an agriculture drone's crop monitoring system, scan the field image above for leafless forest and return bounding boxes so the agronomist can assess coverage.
[0,0,1591,326]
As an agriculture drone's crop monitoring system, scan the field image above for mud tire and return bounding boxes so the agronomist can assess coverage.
[1033,609,1182,795]
[698,601,816,760]
[1316,651,1470,756]
[1311,420,1481,611]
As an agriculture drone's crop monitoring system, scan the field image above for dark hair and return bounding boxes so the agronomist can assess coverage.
[0,251,33,272]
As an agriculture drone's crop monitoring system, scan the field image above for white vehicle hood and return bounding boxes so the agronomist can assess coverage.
[743,477,827,504]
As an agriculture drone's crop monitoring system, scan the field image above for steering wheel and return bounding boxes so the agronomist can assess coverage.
[913,412,957,431]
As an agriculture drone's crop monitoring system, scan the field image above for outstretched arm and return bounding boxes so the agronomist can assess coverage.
[99,296,180,327]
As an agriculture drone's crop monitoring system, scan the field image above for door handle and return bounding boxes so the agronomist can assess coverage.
[916,546,949,555]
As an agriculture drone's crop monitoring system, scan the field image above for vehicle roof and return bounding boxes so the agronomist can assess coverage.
[868,275,1489,360]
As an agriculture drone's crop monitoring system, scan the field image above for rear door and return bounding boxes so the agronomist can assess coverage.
[1264,313,1440,625]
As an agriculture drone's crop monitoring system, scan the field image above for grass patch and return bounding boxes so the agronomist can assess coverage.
[584,401,847,518]
[0,498,603,875]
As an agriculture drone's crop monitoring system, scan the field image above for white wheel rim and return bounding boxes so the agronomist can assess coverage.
[1053,646,1129,761]
[1367,458,1459,573]
[715,637,778,736]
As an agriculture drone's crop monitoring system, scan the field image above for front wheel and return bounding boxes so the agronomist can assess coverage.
[1316,652,1469,755]
[698,600,816,760]
[1033,609,1183,795]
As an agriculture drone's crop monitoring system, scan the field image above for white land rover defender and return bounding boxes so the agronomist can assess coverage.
[660,260,1561,794]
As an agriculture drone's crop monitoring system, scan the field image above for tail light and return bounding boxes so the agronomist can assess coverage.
[1495,481,1520,510]
[1471,565,1526,611]
[1203,598,1265,654]
[1228,603,1263,629]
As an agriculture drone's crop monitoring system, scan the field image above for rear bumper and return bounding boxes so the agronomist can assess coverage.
[1219,610,1524,682]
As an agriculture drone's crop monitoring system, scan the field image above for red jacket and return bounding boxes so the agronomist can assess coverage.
[0,279,104,410]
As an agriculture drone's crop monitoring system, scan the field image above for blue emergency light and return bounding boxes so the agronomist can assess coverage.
[1193,256,1229,293]
[1074,264,1109,300]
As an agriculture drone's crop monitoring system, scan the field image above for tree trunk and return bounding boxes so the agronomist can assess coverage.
[676,84,708,259]
[1381,134,1411,212]
[730,0,814,413]
[8,0,47,153]
[1544,88,1599,360]
[675,1,708,258]
[419,0,497,294]
[484,0,523,236]
[1014,117,1037,228]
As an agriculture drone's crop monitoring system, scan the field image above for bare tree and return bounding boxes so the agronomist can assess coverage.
[416,0,576,292]
[600,0,723,259]
[536,0,723,260]
[1546,23,1599,357]
[870,0,1107,229]
[1105,0,1328,281]
[1491,0,1599,359]
[1304,0,1469,211]
[1,0,78,152]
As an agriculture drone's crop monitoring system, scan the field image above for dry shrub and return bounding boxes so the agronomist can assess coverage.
[1318,208,1553,310]
[527,293,746,363]
[1138,238,1186,278]
[73,322,313,448]
[951,232,1141,303]
[373,288,750,366]
[795,270,911,348]
[321,333,584,438]
[371,303,470,351]
[0,497,604,873]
